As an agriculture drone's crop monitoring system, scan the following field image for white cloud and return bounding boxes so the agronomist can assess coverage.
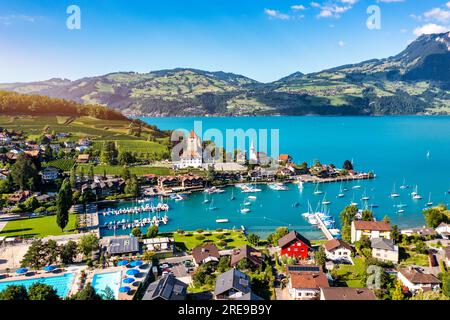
[311,1,354,19]
[264,9,290,20]
[338,40,346,47]
[424,7,450,24]
[413,23,449,36]
[0,14,40,26]
[291,5,306,11]
[400,28,408,33]
[447,2,450,9]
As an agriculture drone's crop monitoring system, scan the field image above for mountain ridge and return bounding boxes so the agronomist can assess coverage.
[1,32,449,116]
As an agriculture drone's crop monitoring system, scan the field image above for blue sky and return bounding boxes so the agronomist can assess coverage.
[0,0,449,83]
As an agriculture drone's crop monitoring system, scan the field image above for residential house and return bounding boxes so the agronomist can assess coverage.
[436,223,450,239]
[0,170,8,181]
[81,177,125,196]
[214,269,262,300]
[230,245,264,269]
[142,274,187,300]
[180,175,204,189]
[76,154,90,164]
[157,176,181,189]
[371,238,399,264]
[397,266,441,294]
[40,166,61,182]
[278,231,312,259]
[320,287,376,300]
[323,239,352,261]
[106,236,139,256]
[401,227,437,238]
[192,243,220,266]
[286,265,329,300]
[8,191,33,203]
[278,154,292,164]
[64,141,76,148]
[351,220,391,243]
[78,138,92,147]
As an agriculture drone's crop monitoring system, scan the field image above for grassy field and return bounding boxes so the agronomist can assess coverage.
[0,115,169,159]
[172,230,248,250]
[42,159,76,171]
[76,164,172,176]
[399,250,429,267]
[334,257,366,288]
[0,214,77,238]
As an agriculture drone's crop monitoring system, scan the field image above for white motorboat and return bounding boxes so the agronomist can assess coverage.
[216,219,229,223]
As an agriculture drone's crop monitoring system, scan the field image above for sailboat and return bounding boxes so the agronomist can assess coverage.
[208,198,218,211]
[349,195,358,207]
[400,178,409,189]
[322,193,331,205]
[203,192,210,204]
[412,185,422,199]
[390,183,400,198]
[313,183,323,195]
[361,189,370,201]
[230,188,236,201]
[426,192,433,206]
[337,183,345,198]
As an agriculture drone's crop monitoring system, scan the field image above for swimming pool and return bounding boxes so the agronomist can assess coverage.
[0,273,74,298]
[91,271,122,300]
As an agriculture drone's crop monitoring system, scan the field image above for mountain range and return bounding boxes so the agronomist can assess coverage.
[1,32,449,116]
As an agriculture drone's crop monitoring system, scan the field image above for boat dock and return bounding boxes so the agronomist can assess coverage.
[314,213,334,240]
[298,173,374,184]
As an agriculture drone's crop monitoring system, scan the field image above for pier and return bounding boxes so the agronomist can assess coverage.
[314,213,334,241]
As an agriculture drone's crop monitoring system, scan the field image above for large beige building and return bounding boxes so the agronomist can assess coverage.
[351,220,391,243]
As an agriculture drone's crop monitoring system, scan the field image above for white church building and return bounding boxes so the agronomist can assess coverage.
[177,130,203,169]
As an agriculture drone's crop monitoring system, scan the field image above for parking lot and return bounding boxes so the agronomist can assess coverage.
[158,255,195,284]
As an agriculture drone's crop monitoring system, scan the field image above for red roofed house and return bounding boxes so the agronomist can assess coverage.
[278,231,312,259]
[351,220,391,243]
[323,239,352,261]
[397,266,441,294]
[286,265,329,300]
[278,154,292,164]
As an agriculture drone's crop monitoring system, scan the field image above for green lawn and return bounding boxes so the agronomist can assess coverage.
[172,230,248,250]
[334,257,366,288]
[399,250,429,267]
[0,214,77,238]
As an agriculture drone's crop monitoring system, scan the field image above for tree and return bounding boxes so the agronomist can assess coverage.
[339,205,358,242]
[146,225,158,238]
[391,225,400,244]
[267,227,289,246]
[131,227,142,237]
[78,234,99,259]
[247,233,260,246]
[361,209,374,221]
[343,160,353,171]
[101,286,115,300]
[120,166,131,181]
[0,285,29,300]
[118,151,135,166]
[59,240,78,264]
[10,154,39,190]
[314,246,327,269]
[217,256,231,273]
[56,178,72,232]
[390,280,405,300]
[28,283,59,300]
[21,239,48,269]
[423,205,450,228]
[100,141,118,165]
[124,174,140,197]
[70,283,102,300]
[88,165,94,181]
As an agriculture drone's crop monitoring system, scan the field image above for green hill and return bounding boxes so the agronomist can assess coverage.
[1,32,449,116]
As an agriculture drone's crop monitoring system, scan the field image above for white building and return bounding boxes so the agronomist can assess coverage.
[397,267,441,294]
[371,238,399,264]
[323,239,352,262]
[436,223,450,239]
[351,220,391,243]
[177,130,203,169]
[249,140,258,164]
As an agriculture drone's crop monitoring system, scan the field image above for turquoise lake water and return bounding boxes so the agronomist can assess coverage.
[100,116,450,239]
[0,273,74,298]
